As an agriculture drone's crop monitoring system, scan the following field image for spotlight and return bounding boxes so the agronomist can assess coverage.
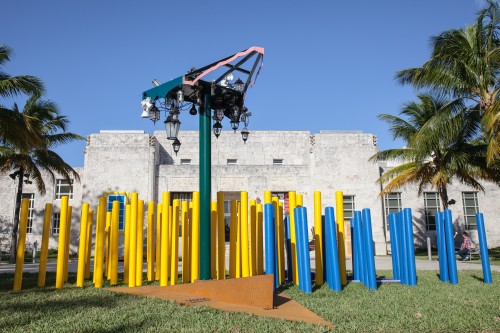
[189,104,197,116]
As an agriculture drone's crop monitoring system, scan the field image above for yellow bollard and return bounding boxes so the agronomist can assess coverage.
[240,192,249,278]
[13,198,30,291]
[217,192,225,280]
[94,197,107,288]
[296,194,303,207]
[85,209,94,280]
[56,196,69,289]
[93,206,99,284]
[124,203,131,283]
[105,211,111,280]
[191,192,200,283]
[37,203,52,288]
[256,203,263,275]
[76,203,90,287]
[181,200,191,283]
[211,201,217,279]
[129,193,138,287]
[147,201,155,282]
[314,191,323,286]
[155,203,162,281]
[264,191,271,204]
[168,204,174,283]
[272,197,282,283]
[288,191,299,285]
[249,199,256,277]
[278,201,286,284]
[110,201,119,285]
[136,200,144,286]
[229,200,238,278]
[64,206,72,282]
[236,201,241,278]
[160,193,169,286]
[335,191,347,286]
[170,200,179,285]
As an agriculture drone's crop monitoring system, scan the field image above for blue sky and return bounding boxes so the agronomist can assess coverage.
[1,0,485,166]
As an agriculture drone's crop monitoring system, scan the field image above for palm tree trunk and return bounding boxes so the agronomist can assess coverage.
[9,168,24,263]
[438,185,449,211]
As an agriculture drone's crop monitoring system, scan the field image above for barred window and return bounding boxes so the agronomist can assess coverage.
[462,192,479,230]
[424,192,441,231]
[21,193,35,234]
[55,179,74,199]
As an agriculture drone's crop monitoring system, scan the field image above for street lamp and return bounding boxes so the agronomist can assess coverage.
[141,46,264,280]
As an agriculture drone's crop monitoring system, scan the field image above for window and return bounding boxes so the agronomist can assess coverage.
[52,213,60,235]
[180,159,191,165]
[343,195,355,221]
[462,192,479,230]
[227,159,237,165]
[384,192,402,229]
[424,192,441,231]
[170,192,193,204]
[21,193,35,234]
[55,179,74,199]
[107,195,126,231]
[273,159,284,165]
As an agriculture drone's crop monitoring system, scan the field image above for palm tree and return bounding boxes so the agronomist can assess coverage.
[395,0,500,165]
[370,94,500,211]
[0,95,83,263]
[1,44,46,150]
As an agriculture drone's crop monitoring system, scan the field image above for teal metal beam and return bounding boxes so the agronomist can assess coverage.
[142,76,183,100]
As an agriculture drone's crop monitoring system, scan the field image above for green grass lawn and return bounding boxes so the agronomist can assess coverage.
[1,271,499,333]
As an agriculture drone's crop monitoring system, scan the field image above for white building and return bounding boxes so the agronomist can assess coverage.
[1,129,498,255]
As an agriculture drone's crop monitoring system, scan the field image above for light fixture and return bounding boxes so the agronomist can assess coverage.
[225,73,234,82]
[241,127,249,142]
[141,97,153,118]
[149,105,160,123]
[215,109,224,121]
[213,122,222,138]
[234,78,244,92]
[24,180,32,185]
[165,114,181,140]
[9,171,19,179]
[176,90,184,103]
[152,79,161,87]
[189,104,197,116]
[231,105,239,119]
[172,138,181,155]
[230,120,239,131]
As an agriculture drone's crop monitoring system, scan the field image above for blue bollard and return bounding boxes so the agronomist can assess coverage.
[284,216,293,282]
[294,207,305,292]
[403,208,417,286]
[435,212,449,283]
[264,204,277,291]
[299,207,312,293]
[443,210,458,285]
[397,211,408,285]
[295,207,312,293]
[476,213,492,284]
[362,208,377,290]
[325,207,341,291]
[388,213,400,280]
[353,211,365,285]
[351,218,357,280]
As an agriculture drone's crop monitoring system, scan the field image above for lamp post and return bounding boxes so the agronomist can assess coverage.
[141,46,264,280]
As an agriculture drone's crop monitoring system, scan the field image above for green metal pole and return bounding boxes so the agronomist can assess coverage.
[199,89,212,280]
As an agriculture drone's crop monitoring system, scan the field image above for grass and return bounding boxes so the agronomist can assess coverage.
[1,271,499,332]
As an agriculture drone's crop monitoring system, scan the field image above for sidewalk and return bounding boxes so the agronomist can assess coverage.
[1,255,498,274]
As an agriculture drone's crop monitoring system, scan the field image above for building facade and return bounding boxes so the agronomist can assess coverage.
[1,129,499,255]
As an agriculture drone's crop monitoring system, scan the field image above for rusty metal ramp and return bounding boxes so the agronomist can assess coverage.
[106,275,333,329]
